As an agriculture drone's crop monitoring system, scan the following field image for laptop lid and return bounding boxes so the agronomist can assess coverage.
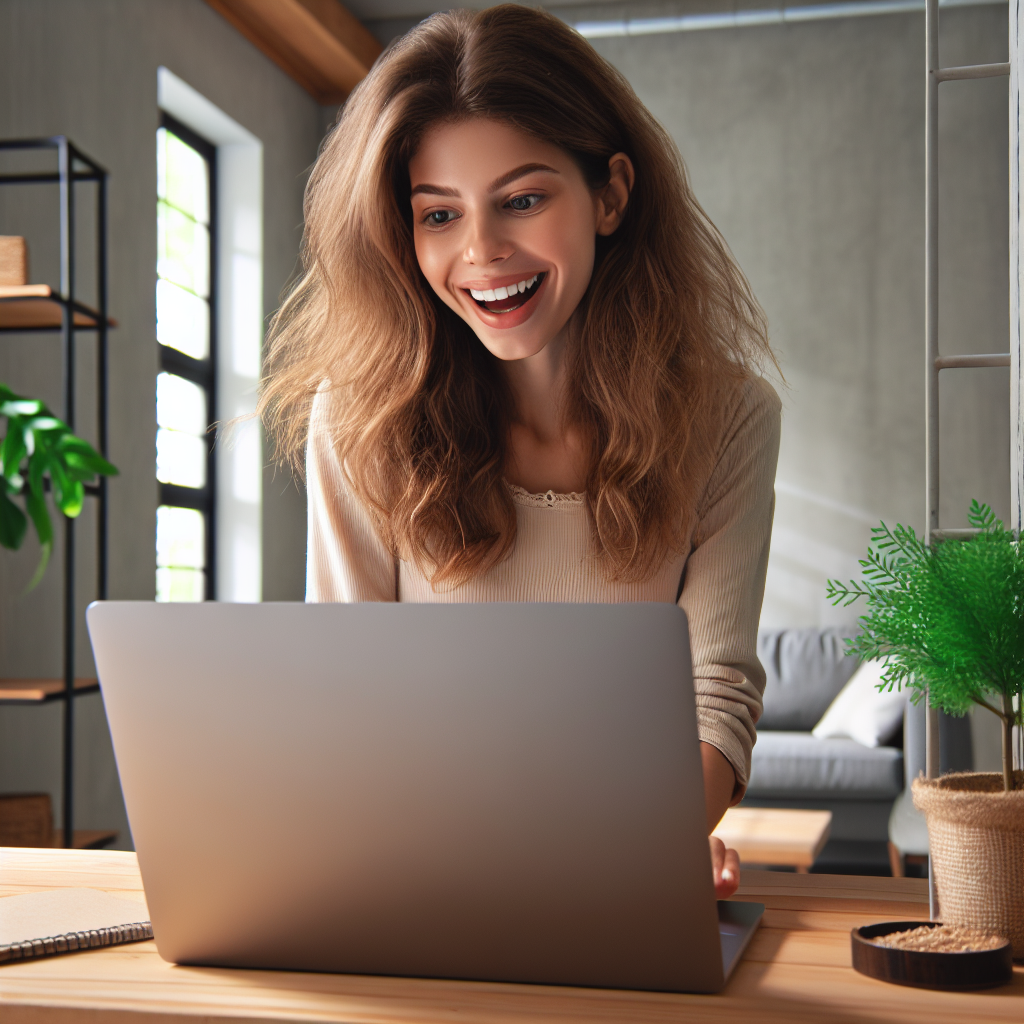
[88,601,749,993]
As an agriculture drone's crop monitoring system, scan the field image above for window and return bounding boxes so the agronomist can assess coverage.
[155,114,216,601]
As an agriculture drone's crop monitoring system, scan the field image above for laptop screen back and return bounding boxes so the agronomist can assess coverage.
[88,601,726,992]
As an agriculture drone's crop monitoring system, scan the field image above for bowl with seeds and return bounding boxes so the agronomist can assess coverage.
[851,920,1012,989]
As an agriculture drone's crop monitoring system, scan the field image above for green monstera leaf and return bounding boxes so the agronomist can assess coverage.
[0,384,118,589]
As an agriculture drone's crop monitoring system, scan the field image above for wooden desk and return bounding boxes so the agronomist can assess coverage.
[0,848,1020,1023]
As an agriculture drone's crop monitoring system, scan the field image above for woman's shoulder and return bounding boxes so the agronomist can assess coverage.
[714,372,782,449]
[689,373,781,521]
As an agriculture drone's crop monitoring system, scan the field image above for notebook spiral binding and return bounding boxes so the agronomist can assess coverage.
[0,920,153,963]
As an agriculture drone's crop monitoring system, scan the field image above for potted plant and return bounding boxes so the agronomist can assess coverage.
[827,501,1023,959]
[0,383,117,586]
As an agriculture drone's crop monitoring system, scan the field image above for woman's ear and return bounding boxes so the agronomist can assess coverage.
[595,153,635,237]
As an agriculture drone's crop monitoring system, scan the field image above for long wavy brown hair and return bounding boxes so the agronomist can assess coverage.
[260,4,773,588]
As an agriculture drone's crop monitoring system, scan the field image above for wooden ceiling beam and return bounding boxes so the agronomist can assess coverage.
[205,0,383,104]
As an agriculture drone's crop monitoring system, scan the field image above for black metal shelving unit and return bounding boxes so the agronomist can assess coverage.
[0,136,111,848]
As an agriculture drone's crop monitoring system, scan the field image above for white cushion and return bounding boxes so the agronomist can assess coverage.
[811,658,906,747]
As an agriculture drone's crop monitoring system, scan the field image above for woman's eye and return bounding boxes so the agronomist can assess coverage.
[424,209,459,226]
[507,194,542,212]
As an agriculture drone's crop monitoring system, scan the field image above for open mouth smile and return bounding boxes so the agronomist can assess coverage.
[466,273,545,314]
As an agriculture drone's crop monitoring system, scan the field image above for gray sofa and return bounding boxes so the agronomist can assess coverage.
[744,628,904,844]
[745,628,974,856]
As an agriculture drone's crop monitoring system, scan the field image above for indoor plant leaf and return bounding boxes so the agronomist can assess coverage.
[0,485,28,551]
[1,418,27,484]
[23,484,53,591]
[0,398,44,418]
[57,436,118,478]
[827,501,1023,791]
[0,383,118,589]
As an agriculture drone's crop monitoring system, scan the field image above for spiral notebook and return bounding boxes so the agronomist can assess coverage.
[0,887,152,964]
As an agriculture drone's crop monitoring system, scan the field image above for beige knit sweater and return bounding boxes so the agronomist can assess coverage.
[306,376,781,792]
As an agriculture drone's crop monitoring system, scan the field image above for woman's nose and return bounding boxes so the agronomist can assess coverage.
[462,213,512,265]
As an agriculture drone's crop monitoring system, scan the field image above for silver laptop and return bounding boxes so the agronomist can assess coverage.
[87,601,762,993]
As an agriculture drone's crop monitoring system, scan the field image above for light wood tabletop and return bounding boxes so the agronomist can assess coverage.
[0,847,1020,1024]
[712,807,833,872]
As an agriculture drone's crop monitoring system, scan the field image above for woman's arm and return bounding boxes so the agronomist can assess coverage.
[702,741,735,831]
[679,376,782,800]
[682,378,781,900]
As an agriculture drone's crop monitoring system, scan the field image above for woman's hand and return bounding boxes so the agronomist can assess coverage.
[710,835,740,898]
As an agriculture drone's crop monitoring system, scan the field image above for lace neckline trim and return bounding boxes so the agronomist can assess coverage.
[507,482,586,508]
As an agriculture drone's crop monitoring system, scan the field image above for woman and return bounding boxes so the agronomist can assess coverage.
[260,5,781,898]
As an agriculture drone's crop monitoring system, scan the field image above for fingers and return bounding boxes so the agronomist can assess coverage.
[710,835,740,899]
[719,846,740,898]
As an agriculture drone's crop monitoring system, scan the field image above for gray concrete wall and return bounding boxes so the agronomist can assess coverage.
[0,0,318,847]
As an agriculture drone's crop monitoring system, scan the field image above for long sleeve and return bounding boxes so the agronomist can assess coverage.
[305,389,398,602]
[679,376,781,796]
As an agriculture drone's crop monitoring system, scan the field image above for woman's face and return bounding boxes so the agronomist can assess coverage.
[409,118,630,363]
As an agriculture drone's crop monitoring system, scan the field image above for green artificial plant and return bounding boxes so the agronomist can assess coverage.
[826,500,1023,792]
[0,383,118,589]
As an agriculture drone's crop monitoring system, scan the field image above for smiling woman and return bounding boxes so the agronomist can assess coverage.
[259,4,782,898]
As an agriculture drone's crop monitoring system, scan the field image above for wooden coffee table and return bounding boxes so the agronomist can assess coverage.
[712,807,832,872]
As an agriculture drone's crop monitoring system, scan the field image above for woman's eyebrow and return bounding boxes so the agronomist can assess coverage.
[488,163,559,192]
[410,183,460,198]
[409,164,559,200]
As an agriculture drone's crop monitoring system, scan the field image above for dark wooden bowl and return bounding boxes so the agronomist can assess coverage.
[851,921,1013,990]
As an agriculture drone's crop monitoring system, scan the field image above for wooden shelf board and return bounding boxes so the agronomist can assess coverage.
[0,286,115,329]
[0,678,99,702]
[0,284,50,298]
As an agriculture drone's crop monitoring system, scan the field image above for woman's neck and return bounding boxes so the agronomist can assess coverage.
[502,333,586,494]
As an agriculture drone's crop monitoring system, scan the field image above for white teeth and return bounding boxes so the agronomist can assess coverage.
[470,274,541,304]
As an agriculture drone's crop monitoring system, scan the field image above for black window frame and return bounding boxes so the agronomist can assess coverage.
[157,111,217,600]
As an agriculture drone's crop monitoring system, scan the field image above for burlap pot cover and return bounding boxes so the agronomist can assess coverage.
[913,771,1024,959]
